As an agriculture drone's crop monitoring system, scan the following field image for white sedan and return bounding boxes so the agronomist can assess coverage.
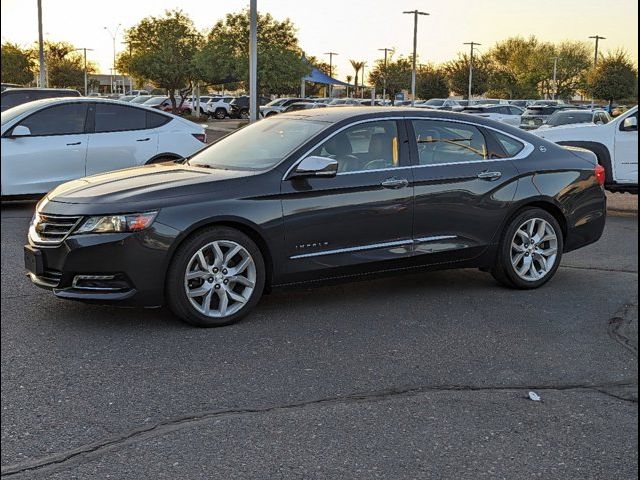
[459,104,524,126]
[1,98,207,197]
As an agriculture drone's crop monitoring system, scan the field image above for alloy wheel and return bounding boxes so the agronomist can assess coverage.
[510,218,558,282]
[184,240,256,318]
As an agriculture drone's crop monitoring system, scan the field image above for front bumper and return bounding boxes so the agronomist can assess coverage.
[25,222,180,307]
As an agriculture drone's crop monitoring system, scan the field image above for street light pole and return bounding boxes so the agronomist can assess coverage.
[104,24,121,93]
[551,56,560,100]
[403,10,429,106]
[589,35,605,108]
[37,0,46,87]
[249,0,258,123]
[72,48,93,95]
[324,51,338,97]
[360,62,367,99]
[464,41,481,102]
[378,47,392,103]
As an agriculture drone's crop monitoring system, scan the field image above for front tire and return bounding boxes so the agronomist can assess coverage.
[491,208,563,289]
[214,108,227,120]
[166,227,265,327]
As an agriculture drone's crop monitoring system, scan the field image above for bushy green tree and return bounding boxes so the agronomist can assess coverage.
[1,43,34,85]
[368,56,412,102]
[416,64,449,99]
[43,41,96,90]
[588,50,638,107]
[120,10,201,113]
[443,53,491,98]
[195,10,310,95]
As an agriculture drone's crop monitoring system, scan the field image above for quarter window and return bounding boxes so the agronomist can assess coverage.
[494,132,525,157]
[18,103,87,136]
[310,120,400,173]
[94,103,147,132]
[411,120,487,165]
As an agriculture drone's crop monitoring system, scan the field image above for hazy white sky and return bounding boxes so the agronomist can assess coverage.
[1,0,638,81]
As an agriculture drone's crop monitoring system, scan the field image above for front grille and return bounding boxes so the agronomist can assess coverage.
[31,214,82,245]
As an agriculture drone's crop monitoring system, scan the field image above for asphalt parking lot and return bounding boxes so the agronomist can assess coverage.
[1,198,637,479]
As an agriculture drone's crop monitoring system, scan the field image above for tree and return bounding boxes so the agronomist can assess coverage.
[42,41,96,90]
[443,53,490,98]
[368,57,412,103]
[416,64,449,99]
[120,10,201,113]
[195,10,310,96]
[588,50,638,108]
[345,75,353,96]
[537,41,592,100]
[349,60,364,96]
[1,43,34,85]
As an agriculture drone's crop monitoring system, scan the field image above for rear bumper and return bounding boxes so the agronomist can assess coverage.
[26,222,180,307]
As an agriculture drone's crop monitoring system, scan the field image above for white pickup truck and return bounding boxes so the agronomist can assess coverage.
[533,106,638,193]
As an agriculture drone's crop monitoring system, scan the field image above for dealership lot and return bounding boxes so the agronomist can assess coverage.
[1,198,637,479]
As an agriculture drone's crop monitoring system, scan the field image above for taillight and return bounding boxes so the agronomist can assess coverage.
[192,133,206,143]
[594,164,606,186]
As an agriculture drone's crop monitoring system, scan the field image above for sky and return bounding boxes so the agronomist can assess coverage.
[1,0,638,82]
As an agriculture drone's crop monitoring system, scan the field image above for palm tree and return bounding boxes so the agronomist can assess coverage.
[346,75,353,96]
[349,60,364,97]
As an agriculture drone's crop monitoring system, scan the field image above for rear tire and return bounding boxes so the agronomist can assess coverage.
[214,108,227,120]
[491,208,563,289]
[166,227,265,327]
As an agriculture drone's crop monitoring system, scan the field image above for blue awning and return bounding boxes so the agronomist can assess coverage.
[303,68,351,86]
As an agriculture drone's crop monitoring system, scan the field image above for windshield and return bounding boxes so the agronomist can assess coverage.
[188,118,328,171]
[546,111,593,126]
[1,101,43,125]
[425,99,445,106]
[265,99,285,107]
[461,107,489,114]
[524,107,561,116]
[130,95,154,104]
[143,97,167,106]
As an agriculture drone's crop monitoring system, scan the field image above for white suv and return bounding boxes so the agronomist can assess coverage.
[206,97,235,120]
[533,106,638,193]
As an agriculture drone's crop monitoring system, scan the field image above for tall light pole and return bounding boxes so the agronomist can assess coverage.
[324,51,338,97]
[104,24,121,93]
[403,10,429,106]
[551,56,560,100]
[588,35,605,107]
[72,48,93,95]
[249,0,258,123]
[37,0,46,87]
[464,41,481,103]
[360,62,367,99]
[378,47,392,102]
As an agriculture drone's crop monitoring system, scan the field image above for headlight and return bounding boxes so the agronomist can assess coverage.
[75,212,158,234]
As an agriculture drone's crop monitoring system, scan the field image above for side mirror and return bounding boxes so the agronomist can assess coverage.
[290,156,338,178]
[621,116,638,132]
[10,125,31,137]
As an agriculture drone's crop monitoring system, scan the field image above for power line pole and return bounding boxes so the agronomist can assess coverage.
[403,10,429,106]
[37,0,46,87]
[378,47,392,103]
[324,51,338,97]
[249,0,258,123]
[551,56,560,100]
[464,41,481,103]
[588,35,606,108]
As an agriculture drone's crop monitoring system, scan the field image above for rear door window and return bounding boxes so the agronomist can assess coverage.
[411,120,488,165]
[94,103,147,133]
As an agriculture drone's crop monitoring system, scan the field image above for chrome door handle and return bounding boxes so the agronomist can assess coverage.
[136,137,151,142]
[477,171,502,181]
[66,142,81,146]
[381,178,409,189]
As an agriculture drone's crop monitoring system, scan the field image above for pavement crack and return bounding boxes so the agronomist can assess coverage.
[560,264,638,274]
[607,298,638,358]
[2,379,637,477]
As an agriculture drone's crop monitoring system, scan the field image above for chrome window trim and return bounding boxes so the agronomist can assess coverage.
[282,116,534,180]
[289,235,458,260]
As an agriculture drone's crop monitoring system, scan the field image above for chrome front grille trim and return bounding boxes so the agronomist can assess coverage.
[29,214,83,245]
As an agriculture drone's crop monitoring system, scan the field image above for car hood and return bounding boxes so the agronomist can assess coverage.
[44,162,258,206]
[532,123,599,138]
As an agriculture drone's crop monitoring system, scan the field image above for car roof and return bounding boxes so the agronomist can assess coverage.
[1,87,79,93]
